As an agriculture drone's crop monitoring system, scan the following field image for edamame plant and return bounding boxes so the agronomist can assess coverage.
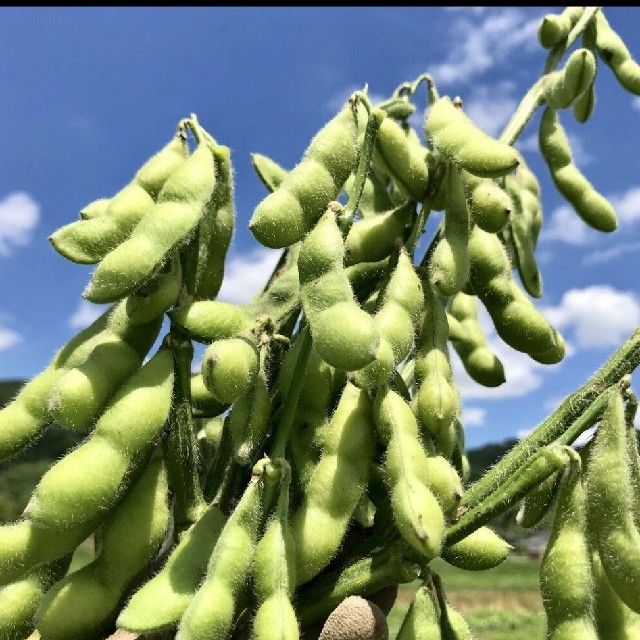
[2,7,640,640]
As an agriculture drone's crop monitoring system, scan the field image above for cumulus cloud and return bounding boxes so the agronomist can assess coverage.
[0,192,40,257]
[515,133,539,156]
[217,248,281,305]
[431,8,542,86]
[462,406,486,427]
[583,240,640,266]
[0,325,20,352]
[540,204,601,245]
[69,300,104,330]
[461,82,518,137]
[610,186,640,224]
[542,285,640,349]
[633,96,640,111]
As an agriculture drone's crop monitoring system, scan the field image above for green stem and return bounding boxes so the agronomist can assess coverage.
[461,328,640,510]
[268,326,313,460]
[163,330,207,531]
[296,542,419,626]
[341,104,386,231]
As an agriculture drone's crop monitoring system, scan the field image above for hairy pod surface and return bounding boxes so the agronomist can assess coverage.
[424,97,519,178]
[251,153,288,193]
[79,197,110,220]
[538,7,584,48]
[169,301,250,343]
[542,48,597,110]
[442,527,511,571]
[344,170,394,218]
[318,596,388,640]
[84,142,216,303]
[249,107,358,248]
[118,505,226,633]
[396,585,441,640]
[291,382,375,585]
[516,470,561,529]
[461,171,511,234]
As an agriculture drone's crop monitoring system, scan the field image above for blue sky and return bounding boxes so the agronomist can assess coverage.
[1,7,640,448]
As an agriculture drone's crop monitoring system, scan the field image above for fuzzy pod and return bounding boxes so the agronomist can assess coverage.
[201,336,259,405]
[169,301,250,343]
[414,284,459,441]
[440,602,472,640]
[79,197,110,220]
[319,596,388,640]
[442,527,511,571]
[291,383,375,585]
[193,144,235,300]
[191,374,229,418]
[352,249,424,389]
[516,470,561,529]
[542,48,597,110]
[26,348,174,529]
[396,585,441,640]
[423,455,463,519]
[429,164,470,297]
[539,107,617,233]
[176,474,263,640]
[343,171,394,219]
[118,505,226,633]
[504,174,542,298]
[50,135,188,264]
[298,207,379,371]
[424,97,519,178]
[84,142,216,303]
[35,456,170,640]
[461,171,511,234]
[373,116,430,201]
[0,557,70,640]
[251,153,288,193]
[374,386,445,560]
[537,7,584,48]
[448,293,505,387]
[468,225,563,361]
[586,390,640,613]
[344,202,413,266]
[595,10,640,96]
[249,107,358,248]
[573,22,598,124]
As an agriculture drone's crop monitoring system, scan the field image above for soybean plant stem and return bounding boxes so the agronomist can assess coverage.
[269,326,313,460]
[341,106,386,232]
[164,329,207,531]
[499,6,600,147]
[462,327,640,510]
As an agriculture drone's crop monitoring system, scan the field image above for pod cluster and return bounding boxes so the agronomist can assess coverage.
[1,11,638,638]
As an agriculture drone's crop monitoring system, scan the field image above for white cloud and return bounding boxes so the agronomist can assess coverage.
[540,204,599,245]
[610,186,640,224]
[572,426,597,449]
[0,325,20,351]
[217,248,282,305]
[431,8,542,86]
[583,240,640,266]
[69,300,104,330]
[633,96,640,111]
[462,406,486,427]
[461,82,518,137]
[515,133,539,156]
[542,285,640,349]
[0,192,40,257]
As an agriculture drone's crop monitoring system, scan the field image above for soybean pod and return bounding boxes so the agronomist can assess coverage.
[169,300,250,344]
[461,171,511,234]
[442,527,511,571]
[573,21,598,124]
[516,470,561,529]
[251,153,288,193]
[79,197,110,220]
[542,48,596,111]
[396,584,441,640]
[249,106,358,248]
[538,7,584,49]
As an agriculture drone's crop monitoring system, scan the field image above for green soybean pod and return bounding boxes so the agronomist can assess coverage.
[504,174,542,298]
[343,170,394,218]
[573,22,598,124]
[374,386,445,560]
[249,106,358,249]
[516,470,561,529]
[352,249,424,390]
[84,142,216,304]
[35,456,170,640]
[344,201,413,266]
[176,471,263,640]
[191,374,229,418]
[538,7,584,48]
[253,470,298,640]
[448,293,505,388]
[396,584,441,640]
[595,10,640,96]
[50,134,189,264]
[251,153,288,193]
[541,460,598,640]
[442,527,511,571]
[26,347,174,529]
[542,48,597,110]
[461,171,511,234]
[169,301,250,343]
[425,97,519,178]
[539,107,617,233]
[298,205,379,372]
[439,598,472,640]
[201,336,259,405]
[291,382,375,585]
[194,145,235,300]
[118,505,226,633]
[373,116,430,202]
[423,455,463,519]
[0,557,70,640]
[79,197,110,220]
[592,551,640,640]
[48,300,164,430]
[586,389,640,613]
[429,164,470,297]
